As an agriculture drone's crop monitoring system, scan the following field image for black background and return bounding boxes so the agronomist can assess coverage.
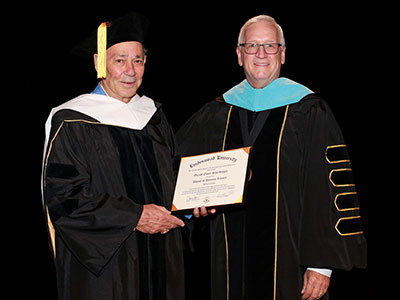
[9,1,390,299]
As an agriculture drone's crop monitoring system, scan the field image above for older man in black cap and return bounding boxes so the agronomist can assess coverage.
[41,12,185,300]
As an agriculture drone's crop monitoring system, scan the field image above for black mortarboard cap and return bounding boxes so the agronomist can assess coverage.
[71,12,149,58]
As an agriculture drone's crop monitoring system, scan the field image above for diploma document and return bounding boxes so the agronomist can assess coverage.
[172,147,251,212]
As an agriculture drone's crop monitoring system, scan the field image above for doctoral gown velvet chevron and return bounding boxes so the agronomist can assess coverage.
[177,94,367,300]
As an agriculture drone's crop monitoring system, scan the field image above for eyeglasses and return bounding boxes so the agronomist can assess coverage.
[239,42,282,55]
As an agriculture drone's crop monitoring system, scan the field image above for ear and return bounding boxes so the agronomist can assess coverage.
[236,46,243,66]
[280,46,286,65]
[93,54,98,72]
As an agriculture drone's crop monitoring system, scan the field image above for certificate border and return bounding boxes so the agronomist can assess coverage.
[171,147,252,214]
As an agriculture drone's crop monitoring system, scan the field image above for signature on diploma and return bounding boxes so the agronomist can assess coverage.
[186,196,200,203]
[217,190,235,198]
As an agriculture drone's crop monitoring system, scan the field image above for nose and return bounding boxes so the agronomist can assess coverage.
[255,45,269,58]
[125,61,137,76]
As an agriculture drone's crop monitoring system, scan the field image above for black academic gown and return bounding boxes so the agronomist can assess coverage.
[42,105,184,300]
[177,95,367,300]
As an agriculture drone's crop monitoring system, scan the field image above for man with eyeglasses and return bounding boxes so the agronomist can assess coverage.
[177,15,366,300]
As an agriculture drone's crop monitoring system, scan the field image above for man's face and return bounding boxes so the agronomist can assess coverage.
[95,41,146,103]
[236,22,286,89]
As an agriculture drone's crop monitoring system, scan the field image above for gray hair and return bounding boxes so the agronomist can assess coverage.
[237,15,286,47]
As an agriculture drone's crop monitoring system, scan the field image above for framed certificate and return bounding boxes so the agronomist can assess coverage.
[172,147,251,212]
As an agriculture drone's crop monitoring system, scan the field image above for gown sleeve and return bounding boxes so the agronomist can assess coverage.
[296,97,367,270]
[43,110,143,276]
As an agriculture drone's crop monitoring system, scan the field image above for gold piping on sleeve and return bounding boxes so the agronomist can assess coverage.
[325,144,350,164]
[273,105,289,300]
[335,216,364,236]
[334,192,360,212]
[329,168,355,187]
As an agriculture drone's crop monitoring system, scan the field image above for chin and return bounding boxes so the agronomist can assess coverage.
[122,89,138,98]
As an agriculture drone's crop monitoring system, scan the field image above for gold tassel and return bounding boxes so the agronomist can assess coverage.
[97,22,107,79]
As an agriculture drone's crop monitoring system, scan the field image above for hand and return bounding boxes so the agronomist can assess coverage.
[192,206,217,218]
[135,204,185,234]
[301,270,330,300]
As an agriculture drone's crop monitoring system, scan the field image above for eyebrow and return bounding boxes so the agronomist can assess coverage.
[115,54,144,58]
[246,40,277,43]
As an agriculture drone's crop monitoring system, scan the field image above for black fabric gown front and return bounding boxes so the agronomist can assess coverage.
[177,95,367,300]
[43,106,184,300]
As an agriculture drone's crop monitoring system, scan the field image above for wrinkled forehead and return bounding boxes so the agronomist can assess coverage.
[107,41,145,57]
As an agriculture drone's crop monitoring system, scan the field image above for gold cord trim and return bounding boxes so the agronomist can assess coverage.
[221,105,232,300]
[335,216,364,236]
[329,168,355,187]
[273,105,289,300]
[325,144,350,164]
[334,192,360,212]
[222,213,230,300]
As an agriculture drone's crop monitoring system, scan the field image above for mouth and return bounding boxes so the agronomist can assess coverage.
[120,81,136,87]
[254,62,270,67]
